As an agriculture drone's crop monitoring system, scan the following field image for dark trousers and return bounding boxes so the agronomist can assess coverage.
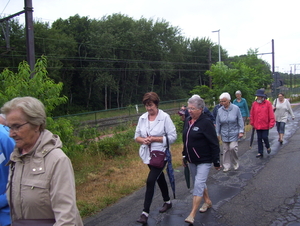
[143,163,170,213]
[256,129,270,154]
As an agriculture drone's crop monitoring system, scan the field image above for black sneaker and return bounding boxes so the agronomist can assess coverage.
[159,202,172,213]
[137,214,148,224]
[256,153,263,158]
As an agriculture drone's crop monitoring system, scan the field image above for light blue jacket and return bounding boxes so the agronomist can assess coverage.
[216,103,244,142]
[0,125,15,226]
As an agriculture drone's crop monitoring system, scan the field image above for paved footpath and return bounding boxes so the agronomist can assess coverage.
[84,105,300,226]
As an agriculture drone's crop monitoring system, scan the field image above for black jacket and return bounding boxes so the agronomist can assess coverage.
[182,113,220,167]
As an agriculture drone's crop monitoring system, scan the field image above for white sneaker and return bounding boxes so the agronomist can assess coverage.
[199,202,212,213]
[223,168,229,172]
[233,163,239,170]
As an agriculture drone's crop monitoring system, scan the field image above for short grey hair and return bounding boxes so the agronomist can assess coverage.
[0,114,6,126]
[187,94,205,110]
[219,92,231,101]
[0,114,6,120]
[1,97,46,132]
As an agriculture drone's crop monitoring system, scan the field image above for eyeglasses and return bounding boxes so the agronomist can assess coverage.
[5,122,29,132]
[187,107,198,111]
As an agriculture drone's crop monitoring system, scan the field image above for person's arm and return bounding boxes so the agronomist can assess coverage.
[268,103,276,128]
[136,136,152,145]
[0,137,15,209]
[50,154,82,226]
[250,102,255,127]
[237,108,244,138]
[203,120,220,167]
[163,114,177,145]
[134,116,150,145]
[215,111,221,137]
[286,100,295,119]
[273,99,277,111]
[0,193,8,209]
[182,120,188,159]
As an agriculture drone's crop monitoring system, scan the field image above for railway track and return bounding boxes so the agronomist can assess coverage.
[79,108,178,130]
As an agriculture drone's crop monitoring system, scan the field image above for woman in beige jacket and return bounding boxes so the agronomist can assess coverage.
[2,97,83,226]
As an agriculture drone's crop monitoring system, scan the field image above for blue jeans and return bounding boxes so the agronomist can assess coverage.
[276,121,286,134]
[256,130,270,154]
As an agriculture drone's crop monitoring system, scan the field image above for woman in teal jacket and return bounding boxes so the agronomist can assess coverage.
[233,90,250,137]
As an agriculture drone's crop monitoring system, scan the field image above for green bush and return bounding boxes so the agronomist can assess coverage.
[78,126,100,140]
[170,114,183,142]
[46,117,84,156]
[86,128,136,157]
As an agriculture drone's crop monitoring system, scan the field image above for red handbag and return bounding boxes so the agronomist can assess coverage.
[149,150,166,168]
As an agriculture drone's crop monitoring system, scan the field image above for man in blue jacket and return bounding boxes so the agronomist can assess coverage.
[0,114,15,226]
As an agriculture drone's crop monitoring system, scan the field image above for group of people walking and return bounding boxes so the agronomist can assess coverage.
[0,90,295,226]
[134,89,295,225]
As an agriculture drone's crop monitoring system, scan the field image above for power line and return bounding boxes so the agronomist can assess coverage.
[0,0,11,15]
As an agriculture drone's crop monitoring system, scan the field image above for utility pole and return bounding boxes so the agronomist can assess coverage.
[208,47,212,88]
[271,39,274,75]
[272,39,278,97]
[24,0,35,75]
[212,29,221,63]
[0,0,35,74]
[257,39,276,97]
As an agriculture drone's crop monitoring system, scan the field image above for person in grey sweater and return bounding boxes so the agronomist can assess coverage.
[216,92,244,172]
[273,93,295,144]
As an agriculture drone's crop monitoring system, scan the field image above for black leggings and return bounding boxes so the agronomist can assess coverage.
[143,163,170,213]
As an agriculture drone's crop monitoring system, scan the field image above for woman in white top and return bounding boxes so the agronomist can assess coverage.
[273,93,295,144]
[134,92,177,224]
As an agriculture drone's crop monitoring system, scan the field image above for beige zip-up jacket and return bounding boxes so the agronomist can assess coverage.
[7,130,83,226]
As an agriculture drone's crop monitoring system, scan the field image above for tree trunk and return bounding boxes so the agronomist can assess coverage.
[104,84,107,110]
[86,82,92,109]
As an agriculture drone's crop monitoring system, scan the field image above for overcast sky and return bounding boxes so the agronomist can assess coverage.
[1,0,299,73]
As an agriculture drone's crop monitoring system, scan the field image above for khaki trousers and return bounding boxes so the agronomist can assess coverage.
[222,141,238,170]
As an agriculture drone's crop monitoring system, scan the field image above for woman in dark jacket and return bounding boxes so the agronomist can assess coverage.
[183,95,221,224]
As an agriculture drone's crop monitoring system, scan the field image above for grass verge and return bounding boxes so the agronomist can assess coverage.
[72,139,184,219]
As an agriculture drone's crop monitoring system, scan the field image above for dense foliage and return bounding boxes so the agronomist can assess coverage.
[1,13,276,115]
[0,57,79,155]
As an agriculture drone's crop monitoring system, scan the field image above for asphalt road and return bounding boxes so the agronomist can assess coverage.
[84,104,300,226]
